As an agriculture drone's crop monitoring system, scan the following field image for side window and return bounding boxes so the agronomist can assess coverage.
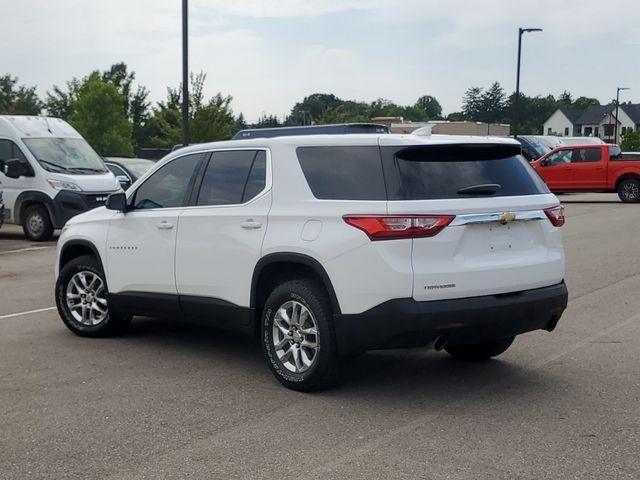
[296,146,386,200]
[545,150,572,166]
[571,148,601,163]
[242,151,266,202]
[0,139,11,163]
[0,139,27,164]
[134,153,202,209]
[196,150,265,206]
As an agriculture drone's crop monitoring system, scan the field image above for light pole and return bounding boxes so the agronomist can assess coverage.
[614,87,630,144]
[300,110,309,126]
[514,27,542,137]
[181,0,189,147]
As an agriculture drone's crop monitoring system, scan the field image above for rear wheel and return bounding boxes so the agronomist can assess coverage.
[617,178,640,203]
[445,336,515,361]
[261,279,339,391]
[22,205,54,241]
[55,255,131,337]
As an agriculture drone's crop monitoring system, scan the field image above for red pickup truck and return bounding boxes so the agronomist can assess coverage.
[531,144,640,202]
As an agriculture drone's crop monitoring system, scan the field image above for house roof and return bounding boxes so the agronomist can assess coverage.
[620,104,640,124]
[575,105,614,125]
[559,108,583,123]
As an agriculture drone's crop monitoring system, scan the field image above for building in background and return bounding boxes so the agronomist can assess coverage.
[543,104,640,143]
[372,117,510,136]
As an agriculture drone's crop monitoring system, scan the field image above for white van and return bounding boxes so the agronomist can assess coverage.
[0,116,120,241]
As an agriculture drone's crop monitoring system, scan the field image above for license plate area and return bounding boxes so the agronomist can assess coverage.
[488,224,514,252]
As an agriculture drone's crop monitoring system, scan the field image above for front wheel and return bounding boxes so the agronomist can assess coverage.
[22,205,54,241]
[261,279,339,391]
[618,178,640,203]
[445,336,515,361]
[55,255,131,337]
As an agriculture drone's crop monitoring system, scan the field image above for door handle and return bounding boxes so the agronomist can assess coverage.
[241,219,263,229]
[157,220,174,230]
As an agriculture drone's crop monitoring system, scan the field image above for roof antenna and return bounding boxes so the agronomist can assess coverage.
[41,115,53,134]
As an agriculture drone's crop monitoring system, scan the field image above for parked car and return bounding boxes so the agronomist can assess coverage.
[55,134,568,391]
[232,123,389,140]
[530,143,640,202]
[104,157,155,190]
[559,137,605,146]
[0,115,120,241]
[515,135,563,161]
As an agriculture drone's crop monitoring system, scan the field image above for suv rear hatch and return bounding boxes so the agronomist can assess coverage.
[380,142,565,301]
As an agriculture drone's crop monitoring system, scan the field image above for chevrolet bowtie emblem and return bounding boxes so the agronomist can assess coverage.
[500,212,516,223]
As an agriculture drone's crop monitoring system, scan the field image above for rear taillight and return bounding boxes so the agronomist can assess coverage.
[343,215,455,240]
[544,205,565,227]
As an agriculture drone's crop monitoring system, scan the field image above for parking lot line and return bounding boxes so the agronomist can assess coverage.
[0,306,56,320]
[0,246,54,255]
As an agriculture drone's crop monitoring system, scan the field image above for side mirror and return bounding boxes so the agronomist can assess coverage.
[115,175,131,190]
[105,192,127,211]
[4,158,26,178]
[539,159,549,167]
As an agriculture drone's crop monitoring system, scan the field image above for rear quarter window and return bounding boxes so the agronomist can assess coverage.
[296,146,386,200]
[381,144,550,200]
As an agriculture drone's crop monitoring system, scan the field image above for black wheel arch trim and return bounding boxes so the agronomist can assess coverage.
[250,253,342,314]
[14,190,55,225]
[59,239,105,274]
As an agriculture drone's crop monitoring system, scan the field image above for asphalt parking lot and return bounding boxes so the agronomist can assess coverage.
[1,193,639,480]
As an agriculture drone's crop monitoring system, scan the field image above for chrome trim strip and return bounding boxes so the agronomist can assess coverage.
[450,210,547,226]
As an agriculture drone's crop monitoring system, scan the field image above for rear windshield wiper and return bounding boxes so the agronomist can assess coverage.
[457,184,501,196]
[38,159,69,172]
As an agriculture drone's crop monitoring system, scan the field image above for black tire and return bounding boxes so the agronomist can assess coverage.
[617,178,640,203]
[55,255,131,337]
[261,279,339,392]
[22,205,54,241]
[445,336,515,361]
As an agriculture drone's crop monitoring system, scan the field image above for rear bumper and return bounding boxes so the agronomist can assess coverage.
[333,282,568,354]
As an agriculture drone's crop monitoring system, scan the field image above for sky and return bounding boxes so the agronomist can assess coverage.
[3,0,640,123]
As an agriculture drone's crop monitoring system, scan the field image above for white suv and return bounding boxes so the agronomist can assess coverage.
[55,134,568,391]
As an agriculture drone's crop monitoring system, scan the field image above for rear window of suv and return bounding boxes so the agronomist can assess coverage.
[381,144,549,200]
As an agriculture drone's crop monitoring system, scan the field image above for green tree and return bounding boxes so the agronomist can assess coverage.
[254,114,281,128]
[504,92,558,134]
[462,86,483,121]
[235,112,248,132]
[148,72,236,147]
[102,62,134,113]
[446,111,465,121]
[0,74,43,114]
[190,93,236,142]
[130,85,151,150]
[288,93,343,125]
[414,95,442,119]
[621,129,640,151]
[558,90,573,106]
[479,82,506,123]
[45,79,81,118]
[572,96,600,110]
[69,73,133,156]
[317,102,371,124]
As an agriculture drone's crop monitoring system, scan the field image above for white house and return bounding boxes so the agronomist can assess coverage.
[543,108,582,136]
[543,104,640,143]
